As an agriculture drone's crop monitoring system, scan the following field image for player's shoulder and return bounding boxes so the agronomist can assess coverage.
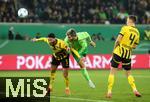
[77,32,82,36]
[57,38,63,42]
[133,26,140,34]
[121,25,137,31]
[129,26,140,35]
[77,32,89,40]
[57,38,65,43]
[77,32,88,35]
[121,25,128,30]
[64,36,68,41]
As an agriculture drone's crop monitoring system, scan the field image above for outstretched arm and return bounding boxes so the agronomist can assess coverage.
[31,37,47,42]
[31,38,38,42]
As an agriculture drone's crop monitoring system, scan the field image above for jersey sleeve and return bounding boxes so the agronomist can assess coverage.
[78,32,92,42]
[135,36,140,45]
[36,37,48,42]
[119,26,126,36]
[134,30,140,45]
[84,32,92,42]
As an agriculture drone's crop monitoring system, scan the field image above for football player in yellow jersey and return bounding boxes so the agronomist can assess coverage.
[32,33,71,95]
[106,15,141,98]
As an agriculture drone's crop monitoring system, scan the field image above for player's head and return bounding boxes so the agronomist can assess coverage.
[126,15,137,26]
[66,28,77,41]
[47,33,56,45]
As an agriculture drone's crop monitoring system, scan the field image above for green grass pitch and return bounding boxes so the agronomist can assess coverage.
[0,69,149,102]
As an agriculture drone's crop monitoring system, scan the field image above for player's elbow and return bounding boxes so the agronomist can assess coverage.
[132,44,137,49]
[115,41,120,46]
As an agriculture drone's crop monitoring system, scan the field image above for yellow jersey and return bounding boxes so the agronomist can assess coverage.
[113,25,140,59]
[36,37,68,60]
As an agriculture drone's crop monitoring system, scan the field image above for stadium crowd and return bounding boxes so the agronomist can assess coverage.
[0,0,149,24]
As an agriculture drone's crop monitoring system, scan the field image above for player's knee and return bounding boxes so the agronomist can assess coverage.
[78,60,85,68]
[63,72,68,78]
[51,69,56,73]
[125,70,131,77]
[63,69,68,77]
[110,67,117,75]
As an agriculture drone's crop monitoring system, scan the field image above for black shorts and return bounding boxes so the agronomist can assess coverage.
[111,54,131,70]
[51,54,69,68]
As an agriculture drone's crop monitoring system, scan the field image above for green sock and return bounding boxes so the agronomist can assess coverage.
[81,68,91,81]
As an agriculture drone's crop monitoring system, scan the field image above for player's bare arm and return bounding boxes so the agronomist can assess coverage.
[132,44,137,49]
[31,38,38,42]
[89,41,96,47]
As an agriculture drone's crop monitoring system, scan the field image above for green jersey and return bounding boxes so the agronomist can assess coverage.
[64,32,92,55]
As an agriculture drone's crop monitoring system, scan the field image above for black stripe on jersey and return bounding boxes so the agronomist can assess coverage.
[121,47,125,58]
[59,42,61,48]
[124,49,128,59]
[121,47,131,59]
[127,50,131,59]
[119,33,124,36]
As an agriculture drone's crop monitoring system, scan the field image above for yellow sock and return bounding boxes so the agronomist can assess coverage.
[108,74,114,93]
[64,77,69,88]
[128,75,137,91]
[49,72,56,89]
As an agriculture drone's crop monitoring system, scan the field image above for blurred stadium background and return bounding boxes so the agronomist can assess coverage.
[0,0,150,102]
